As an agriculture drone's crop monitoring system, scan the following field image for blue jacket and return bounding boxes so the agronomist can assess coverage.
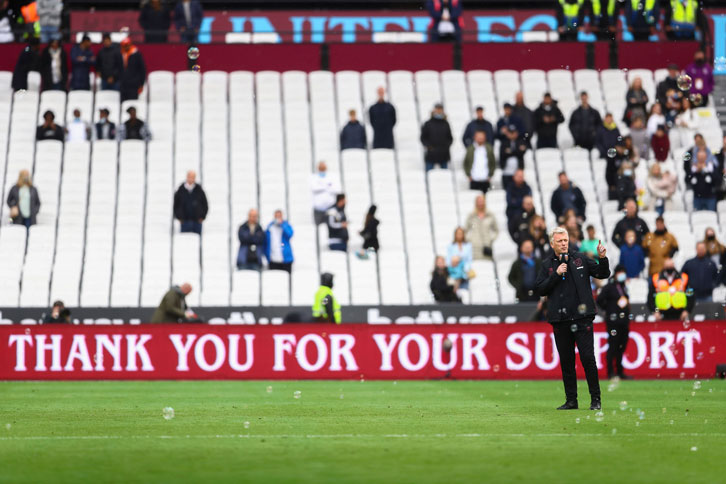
[340,121,367,150]
[265,221,294,264]
[619,244,646,278]
[70,45,94,90]
[174,0,203,30]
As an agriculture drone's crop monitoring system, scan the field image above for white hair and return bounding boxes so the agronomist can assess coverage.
[549,226,568,244]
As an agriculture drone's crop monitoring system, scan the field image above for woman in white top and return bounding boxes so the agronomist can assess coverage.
[445,226,473,293]
[646,103,666,138]
[671,97,698,149]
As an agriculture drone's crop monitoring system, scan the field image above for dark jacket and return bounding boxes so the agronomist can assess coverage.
[95,120,116,140]
[340,121,367,150]
[237,222,266,267]
[40,46,68,91]
[498,136,527,172]
[512,104,535,141]
[36,123,64,141]
[569,105,602,148]
[173,0,203,31]
[326,204,349,243]
[596,280,631,324]
[95,44,123,83]
[120,50,146,98]
[361,217,379,252]
[7,185,40,225]
[139,3,171,43]
[690,170,718,199]
[681,256,719,299]
[535,251,611,322]
[596,125,621,159]
[656,76,678,108]
[173,183,208,222]
[12,46,40,91]
[69,44,94,90]
[462,118,494,148]
[426,0,463,41]
[368,100,396,149]
[430,268,459,303]
[615,175,636,209]
[611,215,649,247]
[550,182,586,220]
[533,102,564,142]
[123,118,148,140]
[505,182,532,220]
[508,255,542,302]
[150,286,187,323]
[463,142,496,180]
[496,114,524,143]
[508,208,535,243]
[420,116,453,164]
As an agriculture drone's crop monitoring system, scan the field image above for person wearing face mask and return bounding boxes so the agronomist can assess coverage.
[642,216,679,276]
[701,228,725,265]
[533,93,564,149]
[614,161,637,210]
[597,265,632,380]
[684,50,713,106]
[648,258,693,321]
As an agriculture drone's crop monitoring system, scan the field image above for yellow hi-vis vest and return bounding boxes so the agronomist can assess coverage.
[652,273,689,311]
[670,0,697,25]
[592,0,616,17]
[312,286,341,324]
[559,0,584,26]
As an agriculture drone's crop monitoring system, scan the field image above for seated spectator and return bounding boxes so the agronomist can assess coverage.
[685,50,714,106]
[463,130,495,193]
[681,242,719,302]
[237,208,265,270]
[509,194,536,244]
[650,124,670,162]
[642,216,678,276]
[357,205,379,259]
[496,103,524,143]
[533,92,564,149]
[139,0,171,43]
[11,39,41,92]
[646,103,666,138]
[569,91,602,151]
[119,106,150,141]
[671,97,697,149]
[369,86,396,149]
[173,170,208,235]
[505,169,532,222]
[580,224,599,257]
[426,0,462,43]
[648,258,693,321]
[522,214,549,260]
[623,77,648,127]
[40,38,67,91]
[174,0,203,44]
[6,169,40,228]
[264,209,294,273]
[462,106,494,148]
[691,151,719,212]
[513,92,534,144]
[94,108,116,140]
[656,64,679,110]
[66,109,90,142]
[465,194,498,260]
[508,239,541,302]
[619,229,646,278]
[702,227,725,265]
[629,117,649,161]
[119,38,146,102]
[310,161,340,226]
[614,161,637,210]
[646,163,677,215]
[42,300,70,324]
[150,283,197,323]
[550,172,586,223]
[36,110,64,141]
[499,125,527,189]
[596,112,621,159]
[430,255,460,303]
[96,33,123,91]
[420,103,453,171]
[446,226,472,293]
[70,35,94,91]
[611,198,650,247]
[340,109,367,150]
[326,193,349,252]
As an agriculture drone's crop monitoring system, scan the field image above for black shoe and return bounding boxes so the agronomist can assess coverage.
[590,399,602,410]
[619,374,633,380]
[557,401,578,410]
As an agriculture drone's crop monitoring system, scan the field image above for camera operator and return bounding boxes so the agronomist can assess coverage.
[42,300,70,323]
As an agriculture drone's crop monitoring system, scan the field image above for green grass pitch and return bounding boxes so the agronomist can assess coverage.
[1,379,724,483]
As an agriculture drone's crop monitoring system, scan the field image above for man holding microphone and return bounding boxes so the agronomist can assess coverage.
[536,227,610,410]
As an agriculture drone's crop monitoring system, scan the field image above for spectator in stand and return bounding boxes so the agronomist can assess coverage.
[499,125,527,189]
[508,238,541,302]
[629,117,649,161]
[664,0,703,40]
[36,110,64,141]
[42,300,70,324]
[264,209,294,273]
[326,193,349,252]
[509,194,535,244]
[533,92,564,149]
[446,226,472,293]
[656,64,679,110]
[426,0,462,43]
[716,134,726,198]
[596,112,621,159]
[420,103,453,171]
[6,169,40,228]
[649,258,693,321]
[684,133,715,177]
[580,224,599,257]
[513,91,535,144]
[505,169,532,222]
[339,109,366,150]
[672,97,697,149]
[646,162,677,216]
[646,103,666,138]
[174,0,203,44]
[37,0,62,42]
[310,161,340,226]
[236,209,265,270]
[523,214,549,259]
[684,50,714,106]
[702,227,725,264]
[150,283,197,323]
[11,39,41,91]
[496,102,524,143]
[618,229,646,279]
[614,161,637,210]
[357,205,379,258]
[69,35,94,91]
[596,264,632,379]
[119,106,150,140]
[40,38,67,91]
[611,198,649,247]
[94,108,116,140]
[463,130,495,193]
[462,106,494,148]
[173,170,208,235]
[569,91,602,151]
[119,37,146,102]
[625,0,658,40]
[587,0,620,40]
[555,0,585,41]
[681,241,718,302]
[96,33,123,91]
[430,255,460,303]
[642,216,678,276]
[66,108,90,142]
[465,194,498,260]
[664,88,682,128]
[550,172,586,222]
[623,77,648,127]
[691,150,718,211]
[139,0,171,43]
[368,86,396,149]
[650,124,670,162]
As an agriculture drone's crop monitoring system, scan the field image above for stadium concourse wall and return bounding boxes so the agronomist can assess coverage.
[0,321,723,380]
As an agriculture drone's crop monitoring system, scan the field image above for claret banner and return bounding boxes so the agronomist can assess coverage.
[1,322,723,380]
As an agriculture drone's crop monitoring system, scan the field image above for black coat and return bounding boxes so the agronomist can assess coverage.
[499,136,527,171]
[11,46,40,91]
[533,102,564,141]
[596,280,631,324]
[611,215,649,247]
[535,251,611,322]
[690,170,719,199]
[420,117,453,164]
[505,182,532,221]
[512,104,535,140]
[430,268,459,303]
[95,45,123,83]
[7,185,40,225]
[462,118,494,148]
[120,51,146,99]
[369,101,396,149]
[173,184,208,222]
[340,121,367,150]
[138,4,171,43]
[569,106,602,148]
[614,175,636,209]
[596,126,621,159]
[40,46,68,91]
[508,256,542,301]
[550,183,586,220]
[508,208,535,243]
[36,123,64,141]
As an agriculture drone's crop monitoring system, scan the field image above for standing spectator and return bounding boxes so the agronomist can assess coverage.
[236,209,265,270]
[685,50,714,106]
[614,161,637,210]
[664,88,682,128]
[66,108,90,142]
[312,273,341,323]
[629,117,649,161]
[498,125,527,189]
[462,106,494,148]
[580,224,599,257]
[649,258,693,321]
[11,39,41,91]
[664,0,703,40]
[513,91,535,144]
[509,194,536,244]
[625,0,658,40]
[555,0,585,41]
[672,97,698,149]
[463,130,495,193]
[94,108,116,140]
[174,0,203,44]
[327,194,349,252]
[119,37,146,102]
[595,112,621,159]
[426,0,462,43]
[119,106,150,140]
[505,169,532,222]
[36,110,64,141]
[420,103,453,171]
[465,194,498,260]
[646,163,677,215]
[339,109,366,150]
[42,300,71,324]
[550,172,586,222]
[96,33,123,91]
[681,242,719,302]
[310,161,340,226]
[508,238,541,302]
[37,0,61,42]
[611,199,649,247]
[587,0,620,41]
[139,0,171,43]
[618,229,646,278]
[368,86,396,149]
[702,227,725,264]
[40,38,67,91]
[646,103,666,138]
[173,170,208,235]
[656,64,680,110]
[446,227,472,293]
[623,77,648,127]
[264,209,294,273]
[569,91,602,151]
[357,204,379,258]
[691,151,718,211]
[430,255,460,303]
[0,0,15,43]
[496,103,524,143]
[150,283,197,323]
[596,265,632,380]
[650,124,670,162]
[684,133,715,176]
[6,169,40,228]
[533,93,564,149]
[69,35,94,91]
[642,216,678,276]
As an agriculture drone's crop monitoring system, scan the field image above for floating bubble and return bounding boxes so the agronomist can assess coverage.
[607,148,617,158]
[683,152,692,164]
[662,407,667,413]
[611,428,617,435]
[340,394,344,399]
[243,421,250,429]
[679,372,685,379]
[676,74,692,91]
[5,423,10,430]
[709,346,716,354]
[689,93,703,107]
[619,401,628,411]
[595,411,604,422]
[696,352,704,360]
[635,421,640,427]
[670,420,674,424]
[191,64,201,73]
[575,418,580,424]
[610,329,618,336]
[527,290,534,297]
[690,446,698,452]
[493,364,500,373]
[693,380,701,390]
[683,320,691,329]
[187,46,200,60]
[685,288,694,297]
[691,391,696,397]
[609,314,617,321]
[618,312,626,319]
[162,407,175,420]
[577,304,587,315]
[570,324,578,332]
[294,390,301,399]
[266,385,272,393]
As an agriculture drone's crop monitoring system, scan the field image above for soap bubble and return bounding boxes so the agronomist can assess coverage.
[689,93,703,107]
[294,390,301,399]
[679,372,685,379]
[162,407,174,420]
[635,421,640,427]
[5,423,10,430]
[669,419,674,424]
[575,417,580,424]
[577,304,587,314]
[683,320,691,329]
[709,346,716,354]
[607,148,617,158]
[187,46,200,60]
[266,385,272,393]
[611,428,617,435]
[619,401,628,411]
[493,364,500,373]
[243,421,250,429]
[618,312,626,319]
[570,323,578,332]
[690,446,698,452]
[676,74,692,91]
[683,151,692,163]
[595,411,604,422]
[693,380,701,390]
[696,352,704,360]
[191,64,201,73]
[610,329,618,336]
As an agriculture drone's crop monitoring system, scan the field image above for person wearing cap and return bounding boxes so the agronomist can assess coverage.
[70,35,94,91]
[569,91,602,151]
[36,110,64,141]
[596,264,632,380]
[656,64,680,110]
[312,273,341,323]
[499,124,527,189]
[420,103,453,171]
[462,106,493,148]
[94,107,116,140]
[534,92,564,149]
[119,106,150,141]
[96,33,123,91]
[40,37,67,91]
[496,102,524,144]
[119,37,146,102]
[648,258,693,321]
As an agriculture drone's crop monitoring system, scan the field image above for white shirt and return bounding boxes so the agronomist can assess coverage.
[268,223,283,263]
[503,156,519,176]
[67,119,88,142]
[310,173,340,212]
[646,113,665,137]
[50,47,61,84]
[184,182,196,192]
[470,143,489,182]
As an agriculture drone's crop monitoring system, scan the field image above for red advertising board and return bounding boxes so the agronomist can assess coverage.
[1,322,723,380]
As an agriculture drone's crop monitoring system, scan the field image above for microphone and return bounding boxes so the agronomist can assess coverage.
[560,253,568,280]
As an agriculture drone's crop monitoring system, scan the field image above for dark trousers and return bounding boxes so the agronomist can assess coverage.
[501,175,513,191]
[269,262,292,273]
[469,180,490,193]
[552,317,601,402]
[606,322,630,378]
[536,136,558,149]
[180,220,202,234]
